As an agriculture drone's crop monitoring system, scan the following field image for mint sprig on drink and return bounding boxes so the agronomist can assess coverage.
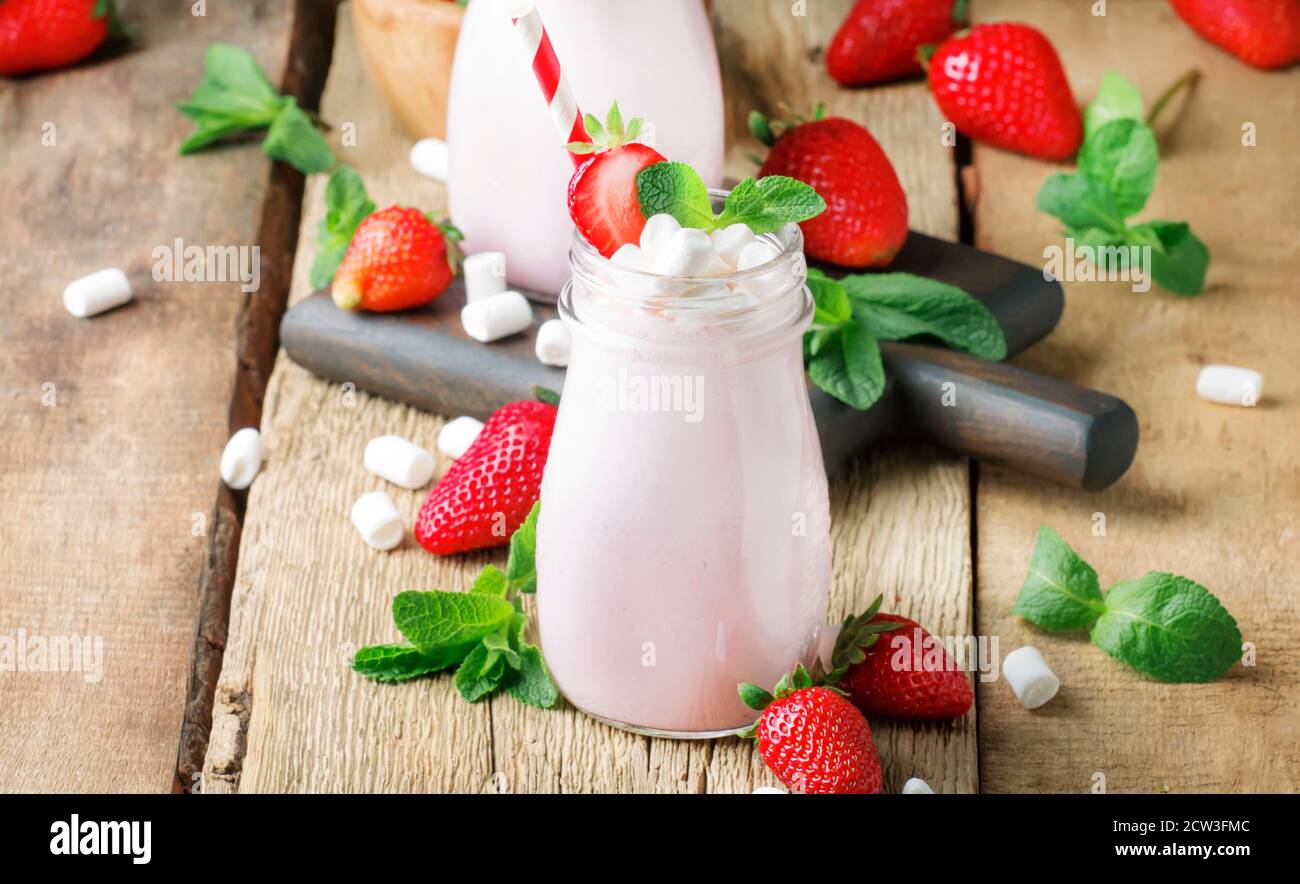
[1037,70,1209,295]
[353,502,559,708]
[1013,526,1242,683]
[636,161,826,235]
[804,268,1006,409]
[178,43,335,175]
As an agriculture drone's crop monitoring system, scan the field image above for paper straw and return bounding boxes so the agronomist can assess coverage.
[510,2,590,166]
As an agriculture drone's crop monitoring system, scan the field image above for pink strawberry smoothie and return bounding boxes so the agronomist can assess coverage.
[536,224,831,736]
[446,0,724,297]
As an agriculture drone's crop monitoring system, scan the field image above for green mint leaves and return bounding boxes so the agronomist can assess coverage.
[1013,527,1242,683]
[636,162,825,235]
[803,268,1006,410]
[353,501,559,709]
[1037,69,1208,295]
[309,166,375,289]
[179,44,335,175]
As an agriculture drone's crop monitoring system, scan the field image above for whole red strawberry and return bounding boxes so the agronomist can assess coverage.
[740,667,882,794]
[415,398,557,556]
[924,23,1082,160]
[332,206,461,312]
[827,0,965,86]
[834,609,973,720]
[0,0,118,76]
[754,109,908,267]
[1170,0,1300,69]
[567,102,666,257]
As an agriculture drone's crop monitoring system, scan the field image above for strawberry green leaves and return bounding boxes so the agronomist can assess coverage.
[803,268,1006,410]
[309,166,375,289]
[353,502,559,708]
[179,44,334,175]
[635,161,825,235]
[1013,527,1242,682]
[566,101,645,155]
[1036,69,1209,295]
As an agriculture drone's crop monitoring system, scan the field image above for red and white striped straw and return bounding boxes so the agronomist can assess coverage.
[510,2,590,167]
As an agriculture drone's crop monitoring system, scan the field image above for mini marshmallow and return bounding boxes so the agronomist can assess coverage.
[350,490,404,551]
[1002,646,1060,709]
[535,318,571,367]
[364,435,435,489]
[902,777,934,794]
[639,213,682,257]
[63,268,132,318]
[437,415,484,460]
[463,251,508,303]
[461,290,533,343]
[409,137,449,182]
[752,786,787,795]
[652,227,715,278]
[736,240,781,271]
[1196,364,1263,407]
[220,427,262,490]
[611,242,652,271]
[711,223,759,267]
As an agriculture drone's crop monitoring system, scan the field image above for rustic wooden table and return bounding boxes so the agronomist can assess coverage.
[2,0,1295,794]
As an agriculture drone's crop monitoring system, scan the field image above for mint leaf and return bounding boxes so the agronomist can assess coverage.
[807,269,851,327]
[1067,226,1134,273]
[806,322,884,410]
[352,643,448,682]
[454,642,508,702]
[263,96,335,174]
[716,176,825,234]
[1037,172,1126,233]
[1078,118,1158,216]
[636,161,715,229]
[841,273,1007,361]
[505,501,540,594]
[1091,573,1241,683]
[482,630,521,670]
[391,590,515,666]
[1129,220,1208,295]
[309,165,374,289]
[1085,70,1144,139]
[471,564,509,598]
[178,44,283,154]
[1012,527,1106,630]
[504,644,559,709]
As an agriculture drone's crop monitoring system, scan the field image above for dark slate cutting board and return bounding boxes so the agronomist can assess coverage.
[282,231,1138,490]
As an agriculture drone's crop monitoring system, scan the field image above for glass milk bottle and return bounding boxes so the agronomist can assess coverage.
[446,0,725,298]
[536,209,831,736]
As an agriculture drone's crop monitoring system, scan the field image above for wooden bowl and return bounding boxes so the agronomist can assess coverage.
[352,0,465,140]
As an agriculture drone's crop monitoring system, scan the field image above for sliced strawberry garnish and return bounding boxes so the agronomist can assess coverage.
[564,102,666,257]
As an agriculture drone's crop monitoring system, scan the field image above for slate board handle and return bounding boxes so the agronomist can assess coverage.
[879,342,1139,490]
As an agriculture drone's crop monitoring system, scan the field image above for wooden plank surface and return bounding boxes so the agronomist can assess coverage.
[972,0,1300,793]
[0,2,300,792]
[206,0,977,793]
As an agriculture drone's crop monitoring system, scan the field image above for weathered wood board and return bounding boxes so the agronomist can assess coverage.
[973,0,1300,793]
[0,2,304,792]
[205,0,977,794]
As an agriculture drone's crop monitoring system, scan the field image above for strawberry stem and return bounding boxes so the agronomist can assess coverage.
[532,386,562,407]
[950,0,969,27]
[1145,67,1201,130]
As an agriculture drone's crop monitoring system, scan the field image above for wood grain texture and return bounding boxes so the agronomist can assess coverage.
[971,0,1300,793]
[208,0,977,793]
[0,2,297,792]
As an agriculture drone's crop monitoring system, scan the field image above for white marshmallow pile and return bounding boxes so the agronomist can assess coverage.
[902,777,934,794]
[364,435,435,489]
[437,415,484,460]
[1196,364,1263,407]
[220,428,262,490]
[409,138,449,183]
[535,318,571,367]
[350,490,404,551]
[1002,646,1060,709]
[598,214,792,312]
[64,268,132,318]
[751,786,787,795]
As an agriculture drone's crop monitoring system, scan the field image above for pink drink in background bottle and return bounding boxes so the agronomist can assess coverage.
[446,0,725,297]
